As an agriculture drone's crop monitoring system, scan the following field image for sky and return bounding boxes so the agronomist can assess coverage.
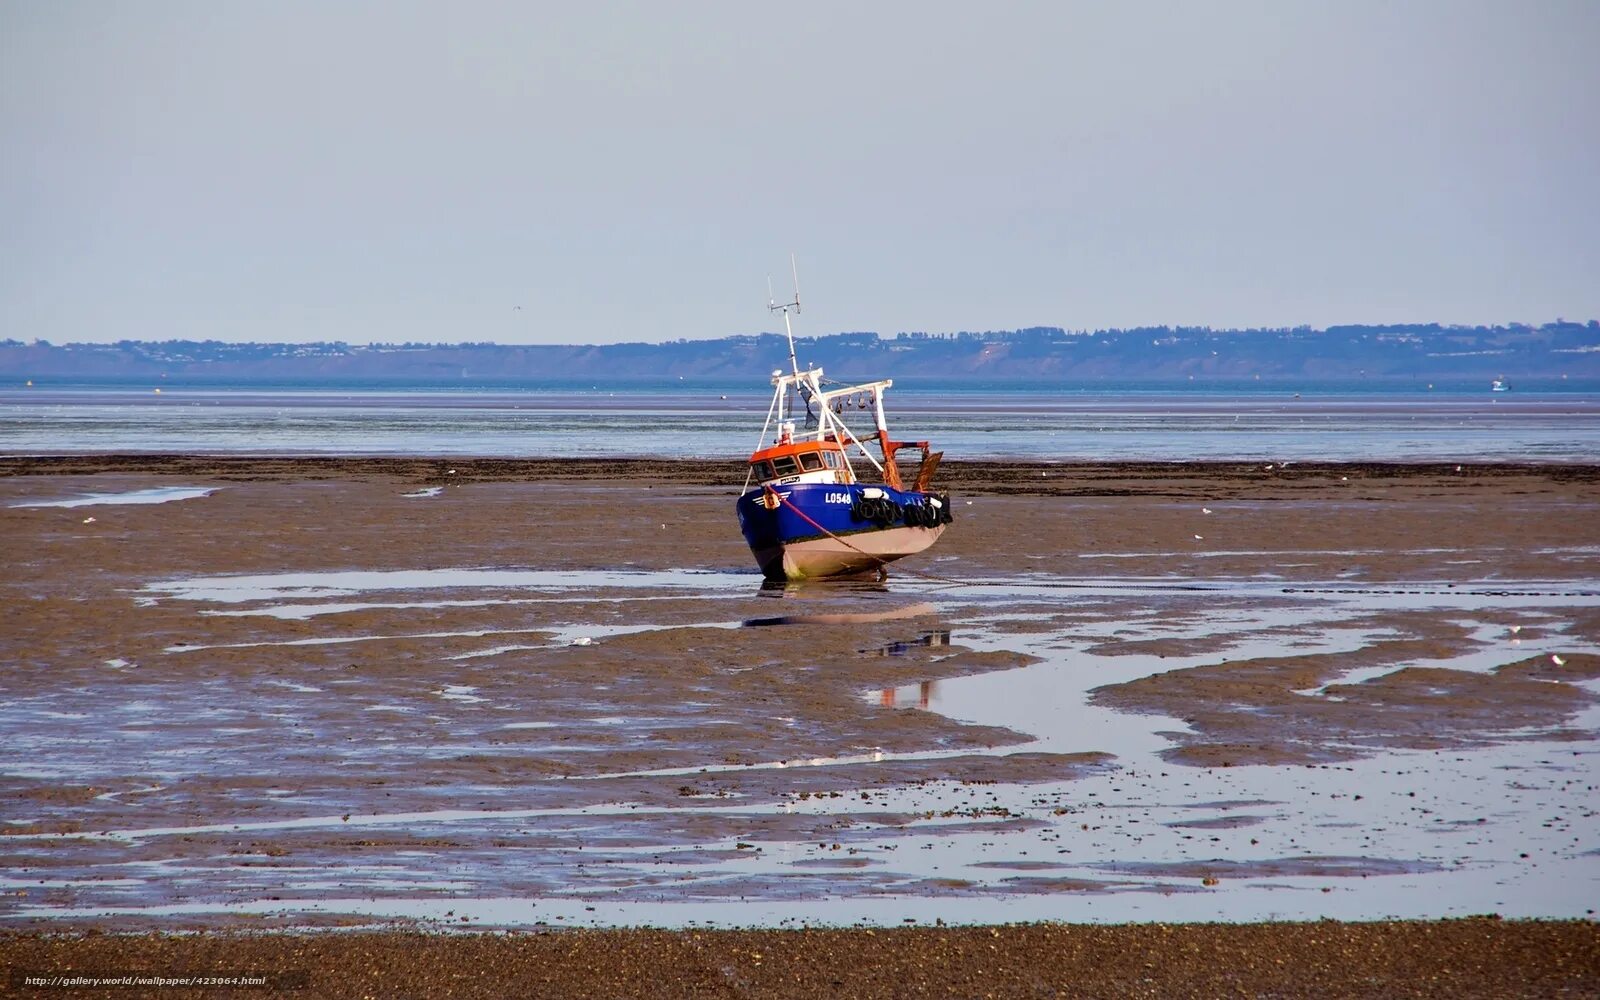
[3,1,1598,346]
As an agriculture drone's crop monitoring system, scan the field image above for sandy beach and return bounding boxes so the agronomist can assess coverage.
[3,456,1598,995]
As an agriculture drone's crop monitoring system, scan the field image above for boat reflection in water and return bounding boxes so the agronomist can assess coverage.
[870,631,951,656]
[879,679,938,710]
[869,631,951,709]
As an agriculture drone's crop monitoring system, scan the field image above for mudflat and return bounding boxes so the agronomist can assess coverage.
[2,457,1597,995]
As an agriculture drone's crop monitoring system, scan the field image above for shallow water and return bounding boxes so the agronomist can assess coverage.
[9,486,217,508]
[143,567,755,604]
[3,562,1596,929]
[5,385,1599,461]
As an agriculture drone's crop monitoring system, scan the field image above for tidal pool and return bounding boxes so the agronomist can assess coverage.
[10,486,217,508]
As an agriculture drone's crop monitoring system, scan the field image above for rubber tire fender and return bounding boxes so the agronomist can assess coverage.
[873,501,895,527]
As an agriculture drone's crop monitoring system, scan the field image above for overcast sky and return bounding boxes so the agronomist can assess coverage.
[3,1,1597,345]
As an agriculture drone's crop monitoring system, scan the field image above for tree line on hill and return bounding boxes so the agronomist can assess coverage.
[1,321,1595,382]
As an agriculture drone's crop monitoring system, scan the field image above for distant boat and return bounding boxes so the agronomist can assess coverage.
[735,264,951,580]
[1492,378,1509,392]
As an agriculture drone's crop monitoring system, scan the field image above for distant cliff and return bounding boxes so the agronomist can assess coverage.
[3,322,1597,383]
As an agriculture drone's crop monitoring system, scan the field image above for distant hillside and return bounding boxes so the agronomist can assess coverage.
[3,322,1597,383]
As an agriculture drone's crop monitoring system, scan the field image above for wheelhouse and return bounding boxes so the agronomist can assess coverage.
[748,436,852,486]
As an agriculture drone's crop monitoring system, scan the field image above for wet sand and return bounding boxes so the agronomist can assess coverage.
[2,456,1598,993]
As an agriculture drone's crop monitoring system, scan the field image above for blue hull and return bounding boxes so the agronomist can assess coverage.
[736,482,952,579]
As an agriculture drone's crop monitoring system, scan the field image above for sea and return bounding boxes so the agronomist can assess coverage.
[3,376,1599,463]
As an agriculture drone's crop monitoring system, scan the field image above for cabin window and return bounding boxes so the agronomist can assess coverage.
[799,452,823,471]
[751,461,775,480]
[772,455,800,476]
[823,451,841,469]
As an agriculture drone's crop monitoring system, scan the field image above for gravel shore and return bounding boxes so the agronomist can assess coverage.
[7,919,1600,999]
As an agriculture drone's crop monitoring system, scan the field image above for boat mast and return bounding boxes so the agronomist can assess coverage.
[769,254,803,378]
[767,255,806,430]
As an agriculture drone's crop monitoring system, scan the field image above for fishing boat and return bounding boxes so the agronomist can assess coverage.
[735,266,953,580]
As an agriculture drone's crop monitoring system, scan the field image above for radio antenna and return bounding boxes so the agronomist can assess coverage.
[768,253,803,376]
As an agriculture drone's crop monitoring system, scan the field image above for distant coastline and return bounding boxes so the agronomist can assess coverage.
[4,321,1596,383]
